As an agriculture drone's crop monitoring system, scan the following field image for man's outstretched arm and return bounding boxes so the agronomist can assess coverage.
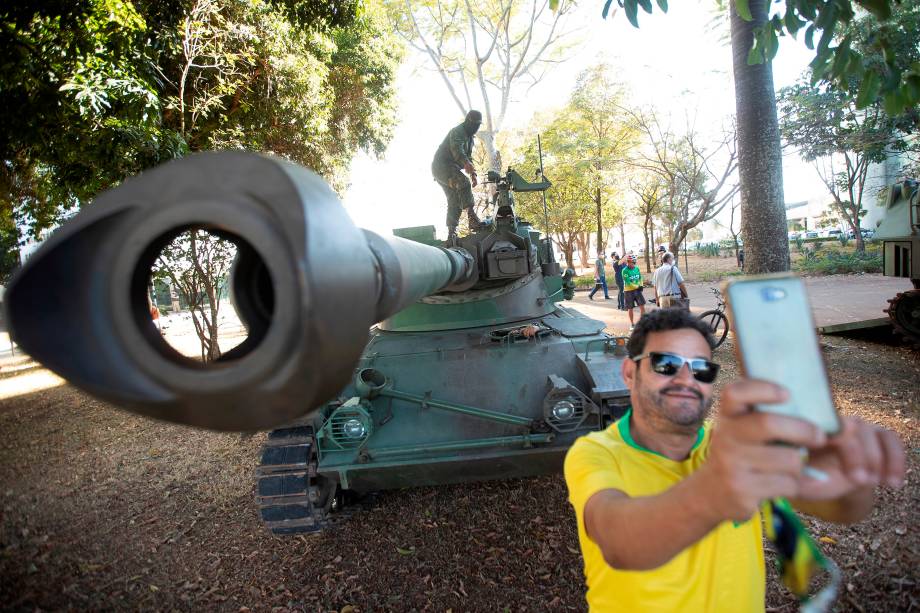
[578,381,906,571]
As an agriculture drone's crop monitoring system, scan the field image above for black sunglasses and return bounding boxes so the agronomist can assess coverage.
[631,352,720,384]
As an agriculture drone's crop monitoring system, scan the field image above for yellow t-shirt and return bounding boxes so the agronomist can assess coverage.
[564,411,765,612]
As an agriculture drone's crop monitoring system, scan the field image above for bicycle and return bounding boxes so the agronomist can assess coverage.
[699,287,730,348]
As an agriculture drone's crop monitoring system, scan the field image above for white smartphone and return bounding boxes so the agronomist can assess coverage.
[723,274,841,435]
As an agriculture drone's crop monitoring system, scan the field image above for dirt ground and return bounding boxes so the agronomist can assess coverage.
[0,332,918,611]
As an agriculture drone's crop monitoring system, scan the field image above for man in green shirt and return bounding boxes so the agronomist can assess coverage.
[432,110,485,241]
[622,254,646,330]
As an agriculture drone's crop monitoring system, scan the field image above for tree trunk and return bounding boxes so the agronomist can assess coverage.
[596,187,603,259]
[731,0,789,273]
[619,221,626,255]
[565,250,575,270]
[643,218,652,273]
[477,130,501,172]
[842,210,866,252]
[576,232,590,270]
[205,286,221,362]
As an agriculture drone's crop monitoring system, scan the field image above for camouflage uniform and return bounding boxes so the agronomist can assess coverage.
[432,117,481,237]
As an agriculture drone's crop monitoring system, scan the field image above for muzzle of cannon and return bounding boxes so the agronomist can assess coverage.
[4,152,475,431]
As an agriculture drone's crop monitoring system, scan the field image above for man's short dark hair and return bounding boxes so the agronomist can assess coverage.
[626,309,716,357]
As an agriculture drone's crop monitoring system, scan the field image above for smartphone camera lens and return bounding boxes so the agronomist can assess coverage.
[760,287,787,302]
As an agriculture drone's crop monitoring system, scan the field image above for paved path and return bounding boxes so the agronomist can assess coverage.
[570,274,914,335]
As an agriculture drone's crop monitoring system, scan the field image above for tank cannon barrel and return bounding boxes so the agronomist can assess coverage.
[5,152,475,431]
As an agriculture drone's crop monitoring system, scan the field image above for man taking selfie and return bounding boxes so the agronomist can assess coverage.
[564,309,905,612]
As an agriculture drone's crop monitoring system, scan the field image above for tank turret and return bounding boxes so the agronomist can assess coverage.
[5,152,575,430]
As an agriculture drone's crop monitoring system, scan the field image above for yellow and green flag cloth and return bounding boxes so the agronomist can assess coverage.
[762,498,840,613]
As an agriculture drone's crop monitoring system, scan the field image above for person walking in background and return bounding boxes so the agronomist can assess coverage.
[622,254,646,330]
[611,252,626,310]
[738,248,745,271]
[588,252,610,301]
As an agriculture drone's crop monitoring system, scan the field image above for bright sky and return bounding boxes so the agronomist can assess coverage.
[341,1,824,245]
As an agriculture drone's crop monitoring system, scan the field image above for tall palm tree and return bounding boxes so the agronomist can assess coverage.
[730,0,789,272]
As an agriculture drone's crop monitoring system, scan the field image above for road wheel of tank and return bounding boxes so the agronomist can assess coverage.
[885,289,920,348]
[699,309,730,348]
[255,425,347,535]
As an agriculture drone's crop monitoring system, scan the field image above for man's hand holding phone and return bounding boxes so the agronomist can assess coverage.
[694,378,906,525]
[796,415,905,501]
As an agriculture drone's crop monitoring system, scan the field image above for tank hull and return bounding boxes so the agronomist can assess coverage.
[308,305,630,493]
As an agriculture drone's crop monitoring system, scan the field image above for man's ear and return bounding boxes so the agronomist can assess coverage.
[622,356,636,390]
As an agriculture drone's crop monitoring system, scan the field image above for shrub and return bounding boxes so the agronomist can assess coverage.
[837,234,849,247]
[697,242,721,258]
[793,236,805,252]
[793,250,882,275]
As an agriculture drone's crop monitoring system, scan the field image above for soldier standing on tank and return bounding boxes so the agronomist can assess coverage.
[432,110,486,241]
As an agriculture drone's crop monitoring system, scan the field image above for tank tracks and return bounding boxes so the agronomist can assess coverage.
[884,289,920,348]
[255,425,343,535]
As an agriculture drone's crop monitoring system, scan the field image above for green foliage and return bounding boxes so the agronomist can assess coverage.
[267,0,362,30]
[777,21,919,254]
[793,235,805,252]
[513,64,637,257]
[1,0,182,236]
[837,233,850,247]
[573,274,599,288]
[793,249,882,275]
[0,222,20,285]
[697,242,722,258]
[585,0,919,116]
[1,0,401,237]
[777,82,906,165]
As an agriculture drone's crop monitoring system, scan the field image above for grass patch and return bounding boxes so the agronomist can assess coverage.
[793,249,882,275]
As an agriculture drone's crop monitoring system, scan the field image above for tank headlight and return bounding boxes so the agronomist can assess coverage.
[343,418,367,439]
[551,400,576,421]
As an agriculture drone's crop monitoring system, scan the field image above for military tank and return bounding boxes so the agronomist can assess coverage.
[876,179,920,346]
[4,152,631,534]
